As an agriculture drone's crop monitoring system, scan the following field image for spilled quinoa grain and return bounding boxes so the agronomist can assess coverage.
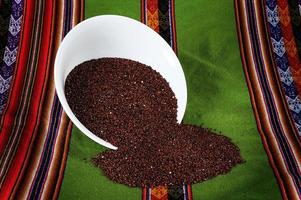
[65,58,243,187]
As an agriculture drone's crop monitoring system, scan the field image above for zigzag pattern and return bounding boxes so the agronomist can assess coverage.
[266,1,301,135]
[0,0,23,114]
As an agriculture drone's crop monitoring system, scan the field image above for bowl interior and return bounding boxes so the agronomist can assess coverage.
[54,15,187,149]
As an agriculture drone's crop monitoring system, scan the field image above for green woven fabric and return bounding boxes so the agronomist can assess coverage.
[59,0,282,199]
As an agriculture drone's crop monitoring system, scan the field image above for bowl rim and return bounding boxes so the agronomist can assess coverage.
[54,15,187,150]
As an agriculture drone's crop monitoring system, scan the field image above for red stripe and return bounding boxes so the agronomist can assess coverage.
[141,0,145,24]
[0,0,53,198]
[53,121,73,199]
[146,0,159,32]
[170,0,177,54]
[187,184,193,200]
[147,0,158,13]
[234,0,291,199]
[142,186,147,200]
[0,0,34,154]
[140,1,188,200]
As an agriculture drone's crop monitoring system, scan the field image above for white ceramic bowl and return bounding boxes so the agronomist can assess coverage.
[54,15,187,150]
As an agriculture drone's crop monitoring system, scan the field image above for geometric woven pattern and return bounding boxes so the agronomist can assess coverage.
[0,0,84,199]
[0,0,23,114]
[235,0,301,199]
[141,0,191,199]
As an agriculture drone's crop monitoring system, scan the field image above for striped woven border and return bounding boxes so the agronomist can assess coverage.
[142,185,193,200]
[141,0,177,54]
[0,0,84,199]
[235,0,301,199]
[141,0,191,200]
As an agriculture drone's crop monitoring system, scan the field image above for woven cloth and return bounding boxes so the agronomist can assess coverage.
[0,0,84,199]
[235,0,301,199]
[1,0,298,199]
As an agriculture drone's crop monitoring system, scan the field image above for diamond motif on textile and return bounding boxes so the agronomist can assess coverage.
[0,75,12,94]
[168,186,183,199]
[291,112,301,124]
[151,186,168,199]
[3,47,17,66]
[158,10,169,30]
[285,39,297,57]
[286,96,301,113]
[12,2,23,17]
[278,6,290,26]
[266,0,276,9]
[266,6,279,27]
[282,82,297,98]
[279,68,293,86]
[0,104,5,113]
[8,15,22,36]
[269,25,281,40]
[7,35,19,49]
[272,38,286,57]
[284,84,297,98]
[294,123,301,135]
[147,10,159,32]
[14,0,22,4]
[275,56,288,70]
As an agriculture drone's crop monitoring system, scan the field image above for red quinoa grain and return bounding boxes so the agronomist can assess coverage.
[65,58,243,187]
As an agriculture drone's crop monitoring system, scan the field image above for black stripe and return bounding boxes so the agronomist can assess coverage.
[28,98,62,199]
[0,0,12,61]
[158,0,171,46]
[235,0,291,197]
[28,0,73,198]
[246,0,301,192]
[288,0,301,59]
[146,187,150,200]
[168,185,184,200]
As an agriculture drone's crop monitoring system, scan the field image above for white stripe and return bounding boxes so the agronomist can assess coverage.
[148,188,152,200]
[183,184,187,200]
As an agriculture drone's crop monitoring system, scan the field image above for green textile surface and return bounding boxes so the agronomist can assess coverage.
[59,0,282,199]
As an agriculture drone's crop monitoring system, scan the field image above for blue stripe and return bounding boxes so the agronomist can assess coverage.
[168,0,173,50]
[147,187,150,200]
[245,0,301,193]
[28,0,73,198]
[28,97,62,199]
[265,0,301,136]
[183,184,188,200]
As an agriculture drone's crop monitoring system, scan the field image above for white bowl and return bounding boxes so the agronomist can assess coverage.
[54,15,187,150]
